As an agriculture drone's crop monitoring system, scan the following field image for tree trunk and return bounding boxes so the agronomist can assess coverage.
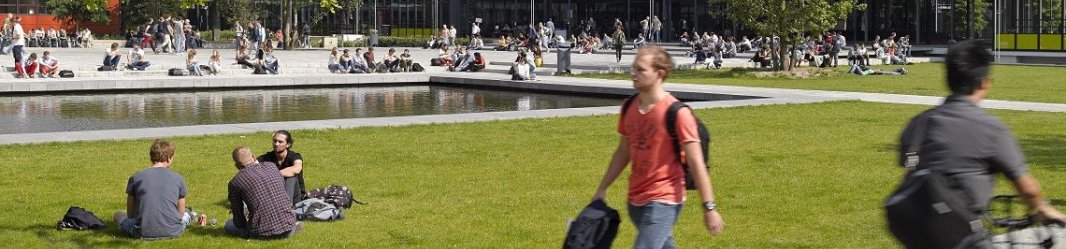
[211,0,221,42]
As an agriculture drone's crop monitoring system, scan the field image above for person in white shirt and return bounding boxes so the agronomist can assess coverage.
[448,26,457,45]
[471,22,480,37]
[39,51,59,77]
[127,44,151,70]
[11,16,26,78]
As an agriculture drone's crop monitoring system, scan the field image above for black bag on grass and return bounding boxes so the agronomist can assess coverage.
[306,184,366,209]
[621,94,712,190]
[56,206,105,230]
[562,200,620,249]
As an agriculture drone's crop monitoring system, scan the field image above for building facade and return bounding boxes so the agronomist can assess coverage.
[0,0,121,34]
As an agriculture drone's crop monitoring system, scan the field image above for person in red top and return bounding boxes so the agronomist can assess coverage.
[592,45,724,249]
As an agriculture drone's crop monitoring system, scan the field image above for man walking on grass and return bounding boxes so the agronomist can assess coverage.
[592,45,724,249]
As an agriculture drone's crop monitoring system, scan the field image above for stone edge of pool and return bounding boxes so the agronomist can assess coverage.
[0,73,853,145]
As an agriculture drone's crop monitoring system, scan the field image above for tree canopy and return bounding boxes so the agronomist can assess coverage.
[42,0,112,27]
[724,0,866,70]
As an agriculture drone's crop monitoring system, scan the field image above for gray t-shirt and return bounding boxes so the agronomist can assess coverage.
[898,94,1028,210]
[126,167,188,239]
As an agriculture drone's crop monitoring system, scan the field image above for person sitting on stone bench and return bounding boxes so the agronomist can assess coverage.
[235,44,256,69]
[381,48,400,72]
[327,47,343,73]
[103,42,123,69]
[126,44,152,71]
[511,53,533,81]
[38,51,59,78]
[261,46,279,74]
[349,48,371,74]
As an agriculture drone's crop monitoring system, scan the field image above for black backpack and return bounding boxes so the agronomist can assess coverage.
[97,65,116,71]
[56,206,105,230]
[562,200,620,249]
[306,184,366,209]
[168,68,186,76]
[412,63,425,72]
[885,110,986,248]
[621,94,712,190]
[59,70,74,78]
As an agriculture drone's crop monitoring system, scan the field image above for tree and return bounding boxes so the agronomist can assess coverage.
[279,0,361,50]
[42,0,112,29]
[724,0,866,71]
[953,0,990,39]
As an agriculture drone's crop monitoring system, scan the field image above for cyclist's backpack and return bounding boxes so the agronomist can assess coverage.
[293,198,343,221]
[56,206,106,230]
[621,94,711,190]
[885,110,986,248]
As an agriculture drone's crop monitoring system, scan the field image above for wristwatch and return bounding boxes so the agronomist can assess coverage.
[703,201,717,211]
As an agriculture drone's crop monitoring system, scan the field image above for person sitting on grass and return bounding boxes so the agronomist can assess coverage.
[39,51,59,78]
[257,130,306,206]
[126,44,152,71]
[849,63,906,75]
[114,139,192,240]
[225,146,302,239]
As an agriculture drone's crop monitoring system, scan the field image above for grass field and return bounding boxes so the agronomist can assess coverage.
[574,63,1066,104]
[2,101,1065,248]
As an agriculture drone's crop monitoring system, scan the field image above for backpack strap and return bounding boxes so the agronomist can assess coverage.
[665,101,690,166]
[619,94,638,120]
[903,109,935,170]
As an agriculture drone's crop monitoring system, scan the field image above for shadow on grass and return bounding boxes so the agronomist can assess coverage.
[1019,134,1066,171]
[0,223,136,247]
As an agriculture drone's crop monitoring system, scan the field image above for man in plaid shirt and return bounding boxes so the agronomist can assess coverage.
[225,146,301,239]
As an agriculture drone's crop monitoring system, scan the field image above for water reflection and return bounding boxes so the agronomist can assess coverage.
[0,85,622,134]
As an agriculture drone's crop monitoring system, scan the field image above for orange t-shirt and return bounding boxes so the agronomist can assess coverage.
[618,94,701,206]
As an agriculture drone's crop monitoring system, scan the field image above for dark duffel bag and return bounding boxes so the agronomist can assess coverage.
[59,70,74,78]
[168,68,187,76]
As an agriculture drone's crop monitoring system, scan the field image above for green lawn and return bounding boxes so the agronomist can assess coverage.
[575,63,1066,104]
[3,101,1065,248]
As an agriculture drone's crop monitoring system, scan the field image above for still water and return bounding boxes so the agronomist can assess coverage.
[0,85,625,134]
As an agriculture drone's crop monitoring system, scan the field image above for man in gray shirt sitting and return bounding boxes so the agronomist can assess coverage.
[113,139,191,239]
[225,146,300,239]
[889,40,1066,248]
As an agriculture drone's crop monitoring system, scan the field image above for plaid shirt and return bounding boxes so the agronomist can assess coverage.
[228,162,296,237]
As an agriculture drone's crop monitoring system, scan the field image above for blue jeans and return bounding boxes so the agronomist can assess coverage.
[225,219,298,239]
[120,212,191,239]
[628,202,683,249]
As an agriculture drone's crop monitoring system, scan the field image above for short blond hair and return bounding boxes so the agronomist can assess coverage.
[150,139,175,163]
[637,45,674,79]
